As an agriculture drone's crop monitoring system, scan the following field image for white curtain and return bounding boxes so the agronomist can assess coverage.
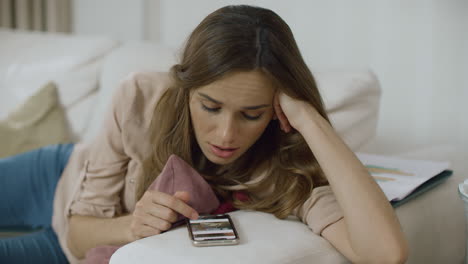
[0,0,70,32]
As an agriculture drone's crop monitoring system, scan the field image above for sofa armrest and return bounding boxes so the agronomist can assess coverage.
[110,210,349,264]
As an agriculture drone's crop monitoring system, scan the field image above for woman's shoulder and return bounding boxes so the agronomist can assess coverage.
[120,71,172,99]
[130,71,172,87]
[113,71,172,133]
[115,71,172,114]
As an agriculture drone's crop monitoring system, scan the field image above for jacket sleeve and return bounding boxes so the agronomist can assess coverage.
[293,185,344,235]
[69,74,139,218]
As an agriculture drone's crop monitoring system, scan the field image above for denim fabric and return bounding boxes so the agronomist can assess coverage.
[0,144,74,264]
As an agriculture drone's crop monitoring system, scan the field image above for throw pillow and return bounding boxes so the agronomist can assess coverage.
[0,82,73,158]
[148,154,221,218]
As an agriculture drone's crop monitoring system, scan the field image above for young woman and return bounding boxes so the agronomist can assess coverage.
[0,5,408,264]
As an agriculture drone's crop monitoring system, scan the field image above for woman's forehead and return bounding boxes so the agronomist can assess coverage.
[197,71,276,102]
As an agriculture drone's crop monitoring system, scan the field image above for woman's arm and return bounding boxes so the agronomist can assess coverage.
[299,110,408,263]
[68,190,198,259]
[275,94,409,263]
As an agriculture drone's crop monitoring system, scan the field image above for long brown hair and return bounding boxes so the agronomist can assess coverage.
[141,5,331,219]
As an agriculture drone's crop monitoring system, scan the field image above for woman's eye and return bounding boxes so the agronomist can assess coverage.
[201,104,220,113]
[243,113,262,121]
[201,103,262,120]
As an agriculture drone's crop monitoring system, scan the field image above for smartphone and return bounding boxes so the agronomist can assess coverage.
[186,214,240,247]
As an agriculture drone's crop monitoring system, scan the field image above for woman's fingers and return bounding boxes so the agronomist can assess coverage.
[133,224,161,239]
[144,203,179,223]
[130,209,162,239]
[141,212,173,231]
[273,92,292,133]
[150,191,199,220]
[173,191,190,203]
[129,190,199,240]
[273,93,283,130]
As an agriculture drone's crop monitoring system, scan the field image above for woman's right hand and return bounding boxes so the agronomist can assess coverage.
[126,191,199,241]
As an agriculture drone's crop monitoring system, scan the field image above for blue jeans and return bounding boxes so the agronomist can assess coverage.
[0,144,74,264]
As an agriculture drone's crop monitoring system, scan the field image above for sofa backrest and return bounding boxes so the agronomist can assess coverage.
[82,42,177,141]
[83,42,381,150]
[0,30,381,151]
[314,69,381,150]
[0,29,119,141]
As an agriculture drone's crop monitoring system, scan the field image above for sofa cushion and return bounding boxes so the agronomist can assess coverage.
[0,82,72,158]
[83,42,176,141]
[0,29,119,139]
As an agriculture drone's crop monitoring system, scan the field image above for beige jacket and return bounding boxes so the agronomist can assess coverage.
[52,71,344,263]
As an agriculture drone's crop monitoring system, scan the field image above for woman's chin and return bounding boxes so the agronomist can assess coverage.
[204,151,239,165]
[206,155,235,165]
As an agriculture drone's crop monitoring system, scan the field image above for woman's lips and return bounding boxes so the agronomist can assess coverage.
[209,144,239,159]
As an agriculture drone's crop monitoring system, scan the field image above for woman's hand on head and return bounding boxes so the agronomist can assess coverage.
[127,190,199,241]
[273,91,318,133]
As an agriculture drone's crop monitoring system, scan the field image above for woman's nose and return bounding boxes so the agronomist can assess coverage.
[218,115,237,145]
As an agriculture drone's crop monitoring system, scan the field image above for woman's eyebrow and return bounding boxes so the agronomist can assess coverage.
[198,92,222,104]
[198,92,270,110]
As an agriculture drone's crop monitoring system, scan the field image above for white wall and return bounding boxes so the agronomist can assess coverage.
[71,0,145,41]
[71,0,468,154]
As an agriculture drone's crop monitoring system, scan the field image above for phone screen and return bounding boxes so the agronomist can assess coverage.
[187,214,239,245]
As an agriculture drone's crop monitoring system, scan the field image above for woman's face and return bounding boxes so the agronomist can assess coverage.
[189,70,276,165]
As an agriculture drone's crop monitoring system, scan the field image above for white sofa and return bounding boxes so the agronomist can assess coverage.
[0,29,466,264]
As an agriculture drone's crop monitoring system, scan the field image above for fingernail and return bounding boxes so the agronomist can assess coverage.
[191,212,199,220]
